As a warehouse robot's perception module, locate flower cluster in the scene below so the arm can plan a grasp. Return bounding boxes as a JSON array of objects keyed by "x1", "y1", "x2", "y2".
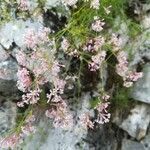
[
  {"x1": 0, "y1": 0, "x2": 144, "y2": 148},
  {"x1": 109, "y1": 33, "x2": 122, "y2": 51},
  {"x1": 91, "y1": 16, "x2": 105, "y2": 32},
  {"x1": 18, "y1": 0, "x2": 29, "y2": 11},
  {"x1": 16, "y1": 50, "x2": 27, "y2": 66},
  {"x1": 17, "y1": 88, "x2": 42, "y2": 107},
  {"x1": 79, "y1": 113, "x2": 94, "y2": 129},
  {"x1": 17, "y1": 68, "x2": 31, "y2": 92},
  {"x1": 89, "y1": 51, "x2": 106, "y2": 71},
  {"x1": 21, "y1": 115, "x2": 36, "y2": 136},
  {"x1": 0, "y1": 115, "x2": 35, "y2": 149},
  {"x1": 46, "y1": 100, "x2": 73, "y2": 129},
  {"x1": 24, "y1": 27, "x2": 50, "y2": 49},
  {"x1": 0, "y1": 133, "x2": 20, "y2": 149},
  {"x1": 83, "y1": 36, "x2": 105, "y2": 52},
  {"x1": 95, "y1": 101, "x2": 111, "y2": 124},
  {"x1": 116, "y1": 51, "x2": 143, "y2": 87}
]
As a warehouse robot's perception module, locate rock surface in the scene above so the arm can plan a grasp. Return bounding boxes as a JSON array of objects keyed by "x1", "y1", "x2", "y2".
[
  {"x1": 21, "y1": 93, "x2": 93, "y2": 150},
  {"x1": 0, "y1": 100, "x2": 16, "y2": 137},
  {"x1": 132, "y1": 64, "x2": 150, "y2": 104},
  {"x1": 0, "y1": 58, "x2": 18, "y2": 95},
  {"x1": 121, "y1": 139, "x2": 145, "y2": 150},
  {"x1": 113, "y1": 104, "x2": 150, "y2": 140}
]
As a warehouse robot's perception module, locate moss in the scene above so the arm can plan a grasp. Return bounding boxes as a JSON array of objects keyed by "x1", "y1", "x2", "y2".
[{"x1": 111, "y1": 87, "x2": 132, "y2": 110}]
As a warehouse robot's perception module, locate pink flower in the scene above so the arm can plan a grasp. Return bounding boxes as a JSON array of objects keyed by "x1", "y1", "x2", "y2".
[
  {"x1": 46, "y1": 100, "x2": 73, "y2": 129},
  {"x1": 47, "y1": 89, "x2": 62, "y2": 103},
  {"x1": 95, "y1": 102, "x2": 111, "y2": 124},
  {"x1": 16, "y1": 50, "x2": 27, "y2": 66},
  {"x1": 102, "y1": 94, "x2": 110, "y2": 100},
  {"x1": 18, "y1": 0, "x2": 29, "y2": 11},
  {"x1": 33, "y1": 60, "x2": 49, "y2": 76},
  {"x1": 83, "y1": 36, "x2": 105, "y2": 52},
  {"x1": 69, "y1": 49, "x2": 79, "y2": 57},
  {"x1": 116, "y1": 51, "x2": 143, "y2": 87},
  {"x1": 38, "y1": 27, "x2": 50, "y2": 43},
  {"x1": 22, "y1": 89, "x2": 42, "y2": 104},
  {"x1": 127, "y1": 71, "x2": 143, "y2": 82},
  {"x1": 17, "y1": 101, "x2": 24, "y2": 107},
  {"x1": 92, "y1": 17, "x2": 105, "y2": 32},
  {"x1": 89, "y1": 51, "x2": 106, "y2": 71},
  {"x1": 17, "y1": 68, "x2": 31, "y2": 92},
  {"x1": 51, "y1": 61, "x2": 61, "y2": 76},
  {"x1": 110, "y1": 33, "x2": 122, "y2": 50},
  {"x1": 24, "y1": 29, "x2": 38, "y2": 49},
  {"x1": 54, "y1": 78, "x2": 66, "y2": 94},
  {"x1": 24, "y1": 27, "x2": 50, "y2": 49},
  {"x1": 0, "y1": 134, "x2": 20, "y2": 149},
  {"x1": 90, "y1": 0, "x2": 100, "y2": 9},
  {"x1": 92, "y1": 16, "x2": 105, "y2": 32},
  {"x1": 94, "y1": 36, "x2": 105, "y2": 50},
  {"x1": 79, "y1": 113, "x2": 94, "y2": 129},
  {"x1": 21, "y1": 124, "x2": 36, "y2": 136}
]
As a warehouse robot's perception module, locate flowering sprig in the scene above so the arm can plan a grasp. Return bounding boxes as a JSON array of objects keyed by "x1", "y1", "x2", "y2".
[
  {"x1": 0, "y1": 115, "x2": 36, "y2": 149},
  {"x1": 116, "y1": 51, "x2": 143, "y2": 87},
  {"x1": 0, "y1": 0, "x2": 144, "y2": 148}
]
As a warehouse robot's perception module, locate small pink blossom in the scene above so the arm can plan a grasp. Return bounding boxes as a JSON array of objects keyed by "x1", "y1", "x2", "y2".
[
  {"x1": 94, "y1": 36, "x2": 105, "y2": 50},
  {"x1": 89, "y1": 51, "x2": 106, "y2": 71},
  {"x1": 54, "y1": 78, "x2": 66, "y2": 94},
  {"x1": 102, "y1": 94, "x2": 110, "y2": 101},
  {"x1": 0, "y1": 134, "x2": 20, "y2": 149},
  {"x1": 24, "y1": 27, "x2": 50, "y2": 49},
  {"x1": 83, "y1": 36, "x2": 105, "y2": 52},
  {"x1": 17, "y1": 68, "x2": 31, "y2": 92},
  {"x1": 92, "y1": 17, "x2": 105, "y2": 32},
  {"x1": 69, "y1": 49, "x2": 79, "y2": 57},
  {"x1": 21, "y1": 88, "x2": 42, "y2": 105},
  {"x1": 51, "y1": 61, "x2": 61, "y2": 76},
  {"x1": 79, "y1": 113, "x2": 94, "y2": 129},
  {"x1": 18, "y1": 0, "x2": 29, "y2": 11},
  {"x1": 110, "y1": 34, "x2": 122, "y2": 51},
  {"x1": 116, "y1": 51, "x2": 143, "y2": 87},
  {"x1": 25, "y1": 115, "x2": 36, "y2": 123},
  {"x1": 46, "y1": 100, "x2": 73, "y2": 129},
  {"x1": 24, "y1": 29, "x2": 38, "y2": 49},
  {"x1": 47, "y1": 89, "x2": 62, "y2": 103},
  {"x1": 33, "y1": 60, "x2": 49, "y2": 76},
  {"x1": 38, "y1": 27, "x2": 50, "y2": 43},
  {"x1": 16, "y1": 50, "x2": 27, "y2": 66},
  {"x1": 21, "y1": 124, "x2": 36, "y2": 136},
  {"x1": 17, "y1": 101, "x2": 24, "y2": 107},
  {"x1": 95, "y1": 102, "x2": 111, "y2": 124},
  {"x1": 127, "y1": 71, "x2": 143, "y2": 82}
]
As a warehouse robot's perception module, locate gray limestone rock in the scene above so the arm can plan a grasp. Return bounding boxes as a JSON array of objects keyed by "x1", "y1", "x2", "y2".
[
  {"x1": 21, "y1": 93, "x2": 93, "y2": 150},
  {"x1": 0, "y1": 101, "x2": 17, "y2": 137},
  {"x1": 113, "y1": 104, "x2": 150, "y2": 140},
  {"x1": 0, "y1": 59, "x2": 18, "y2": 95},
  {"x1": 121, "y1": 139, "x2": 145, "y2": 150},
  {"x1": 132, "y1": 64, "x2": 150, "y2": 104}
]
